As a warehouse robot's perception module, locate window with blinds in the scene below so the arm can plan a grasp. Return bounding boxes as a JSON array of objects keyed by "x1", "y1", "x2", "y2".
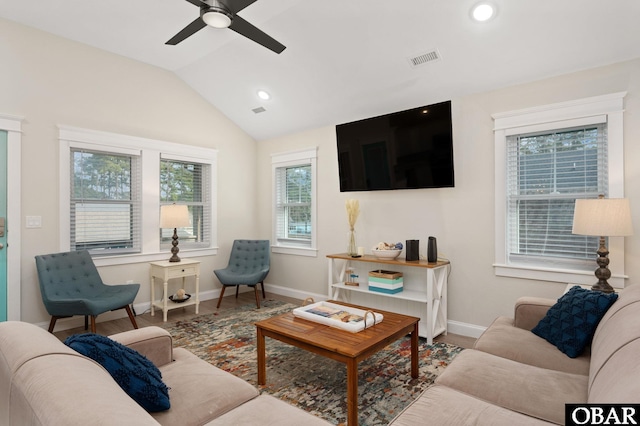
[
  {"x1": 160, "y1": 158, "x2": 210, "y2": 247},
  {"x1": 275, "y1": 164, "x2": 312, "y2": 245},
  {"x1": 70, "y1": 148, "x2": 141, "y2": 254},
  {"x1": 506, "y1": 124, "x2": 607, "y2": 265}
]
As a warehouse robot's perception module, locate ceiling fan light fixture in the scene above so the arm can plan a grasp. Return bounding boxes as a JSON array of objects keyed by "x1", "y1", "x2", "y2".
[{"x1": 202, "y1": 8, "x2": 233, "y2": 29}]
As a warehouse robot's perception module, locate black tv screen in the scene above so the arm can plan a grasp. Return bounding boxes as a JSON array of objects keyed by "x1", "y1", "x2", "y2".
[{"x1": 336, "y1": 101, "x2": 454, "y2": 191}]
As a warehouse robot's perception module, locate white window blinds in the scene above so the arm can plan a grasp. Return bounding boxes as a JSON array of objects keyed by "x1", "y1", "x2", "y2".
[
  {"x1": 70, "y1": 148, "x2": 141, "y2": 254},
  {"x1": 275, "y1": 164, "x2": 312, "y2": 245},
  {"x1": 506, "y1": 124, "x2": 607, "y2": 264},
  {"x1": 160, "y1": 158, "x2": 211, "y2": 247}
]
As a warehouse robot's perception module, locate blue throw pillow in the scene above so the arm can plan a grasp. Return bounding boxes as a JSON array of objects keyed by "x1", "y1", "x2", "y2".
[
  {"x1": 65, "y1": 333, "x2": 170, "y2": 412},
  {"x1": 532, "y1": 286, "x2": 618, "y2": 358}
]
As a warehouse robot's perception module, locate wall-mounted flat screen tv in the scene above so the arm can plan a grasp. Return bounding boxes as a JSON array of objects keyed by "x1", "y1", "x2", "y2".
[{"x1": 336, "y1": 100, "x2": 454, "y2": 191}]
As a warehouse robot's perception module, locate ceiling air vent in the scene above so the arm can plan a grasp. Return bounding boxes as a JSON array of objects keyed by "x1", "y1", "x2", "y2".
[
  {"x1": 408, "y1": 49, "x2": 441, "y2": 68},
  {"x1": 252, "y1": 106, "x2": 266, "y2": 114}
]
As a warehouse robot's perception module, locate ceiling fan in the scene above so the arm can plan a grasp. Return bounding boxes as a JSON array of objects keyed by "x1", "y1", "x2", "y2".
[{"x1": 166, "y1": 0, "x2": 286, "y2": 54}]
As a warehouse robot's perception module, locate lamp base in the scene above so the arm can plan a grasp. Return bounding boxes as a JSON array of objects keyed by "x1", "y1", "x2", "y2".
[
  {"x1": 169, "y1": 228, "x2": 181, "y2": 262},
  {"x1": 591, "y1": 237, "x2": 612, "y2": 293},
  {"x1": 591, "y1": 282, "x2": 615, "y2": 294}
]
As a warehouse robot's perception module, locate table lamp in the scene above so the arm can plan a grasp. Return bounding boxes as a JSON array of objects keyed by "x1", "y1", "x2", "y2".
[
  {"x1": 160, "y1": 204, "x2": 190, "y2": 262},
  {"x1": 572, "y1": 195, "x2": 633, "y2": 293}
]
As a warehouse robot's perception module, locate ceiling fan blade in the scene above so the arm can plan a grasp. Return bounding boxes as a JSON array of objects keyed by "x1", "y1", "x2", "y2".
[
  {"x1": 225, "y1": 0, "x2": 258, "y2": 13},
  {"x1": 185, "y1": 0, "x2": 204, "y2": 6},
  {"x1": 166, "y1": 17, "x2": 207, "y2": 45},
  {"x1": 229, "y1": 15, "x2": 286, "y2": 54}
]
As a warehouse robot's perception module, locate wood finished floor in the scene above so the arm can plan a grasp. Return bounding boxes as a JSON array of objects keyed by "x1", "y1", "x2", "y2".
[{"x1": 53, "y1": 292, "x2": 477, "y2": 349}]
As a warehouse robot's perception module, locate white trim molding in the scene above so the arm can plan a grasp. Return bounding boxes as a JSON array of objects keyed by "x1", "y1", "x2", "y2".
[
  {"x1": 58, "y1": 126, "x2": 218, "y2": 266},
  {"x1": 492, "y1": 92, "x2": 627, "y2": 286},
  {"x1": 271, "y1": 147, "x2": 318, "y2": 257}
]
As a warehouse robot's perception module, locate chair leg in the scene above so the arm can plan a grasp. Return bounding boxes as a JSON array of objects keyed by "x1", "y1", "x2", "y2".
[
  {"x1": 90, "y1": 316, "x2": 97, "y2": 333},
  {"x1": 260, "y1": 281, "x2": 266, "y2": 298},
  {"x1": 254, "y1": 285, "x2": 261, "y2": 309},
  {"x1": 216, "y1": 286, "x2": 227, "y2": 309},
  {"x1": 125, "y1": 305, "x2": 138, "y2": 329},
  {"x1": 48, "y1": 316, "x2": 58, "y2": 333},
  {"x1": 235, "y1": 285, "x2": 240, "y2": 299},
  {"x1": 84, "y1": 315, "x2": 89, "y2": 331}
]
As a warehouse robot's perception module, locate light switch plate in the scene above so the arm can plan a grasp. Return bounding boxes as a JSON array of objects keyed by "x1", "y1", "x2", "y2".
[{"x1": 26, "y1": 216, "x2": 42, "y2": 228}]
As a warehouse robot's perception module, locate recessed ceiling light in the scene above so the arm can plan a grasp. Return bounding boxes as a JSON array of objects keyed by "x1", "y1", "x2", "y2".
[
  {"x1": 257, "y1": 90, "x2": 271, "y2": 101},
  {"x1": 471, "y1": 2, "x2": 496, "y2": 22}
]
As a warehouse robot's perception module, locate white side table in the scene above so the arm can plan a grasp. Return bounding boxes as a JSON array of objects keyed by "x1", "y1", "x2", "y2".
[{"x1": 150, "y1": 259, "x2": 200, "y2": 322}]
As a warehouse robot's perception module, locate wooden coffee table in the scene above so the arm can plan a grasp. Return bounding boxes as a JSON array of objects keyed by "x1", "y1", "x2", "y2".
[{"x1": 255, "y1": 301, "x2": 420, "y2": 425}]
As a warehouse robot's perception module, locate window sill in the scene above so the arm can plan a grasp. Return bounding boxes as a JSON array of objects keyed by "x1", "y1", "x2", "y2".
[
  {"x1": 271, "y1": 245, "x2": 318, "y2": 257},
  {"x1": 493, "y1": 263, "x2": 626, "y2": 289},
  {"x1": 93, "y1": 247, "x2": 218, "y2": 267}
]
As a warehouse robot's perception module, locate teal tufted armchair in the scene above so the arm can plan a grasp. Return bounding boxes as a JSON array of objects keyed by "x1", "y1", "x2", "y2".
[
  {"x1": 35, "y1": 250, "x2": 140, "y2": 333},
  {"x1": 214, "y1": 240, "x2": 270, "y2": 309}
]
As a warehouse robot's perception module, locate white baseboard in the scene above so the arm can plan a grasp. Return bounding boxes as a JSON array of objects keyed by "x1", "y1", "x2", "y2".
[
  {"x1": 36, "y1": 289, "x2": 225, "y2": 333},
  {"x1": 263, "y1": 282, "x2": 327, "y2": 304},
  {"x1": 266, "y1": 282, "x2": 486, "y2": 340},
  {"x1": 38, "y1": 285, "x2": 309, "y2": 332},
  {"x1": 38, "y1": 283, "x2": 487, "y2": 341},
  {"x1": 447, "y1": 320, "x2": 486, "y2": 339}
]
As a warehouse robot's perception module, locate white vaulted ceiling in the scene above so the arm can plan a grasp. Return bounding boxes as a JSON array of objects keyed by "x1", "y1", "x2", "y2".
[{"x1": 1, "y1": 0, "x2": 639, "y2": 140}]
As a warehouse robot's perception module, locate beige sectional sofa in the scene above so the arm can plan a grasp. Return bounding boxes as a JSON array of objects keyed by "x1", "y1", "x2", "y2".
[
  {"x1": 391, "y1": 284, "x2": 640, "y2": 425},
  {"x1": 0, "y1": 321, "x2": 331, "y2": 426}
]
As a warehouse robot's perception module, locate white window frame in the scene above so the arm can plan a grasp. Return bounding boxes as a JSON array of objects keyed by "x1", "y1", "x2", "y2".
[
  {"x1": 70, "y1": 146, "x2": 142, "y2": 255},
  {"x1": 493, "y1": 92, "x2": 627, "y2": 287},
  {"x1": 271, "y1": 147, "x2": 318, "y2": 257},
  {"x1": 160, "y1": 154, "x2": 212, "y2": 250},
  {"x1": 59, "y1": 126, "x2": 218, "y2": 267}
]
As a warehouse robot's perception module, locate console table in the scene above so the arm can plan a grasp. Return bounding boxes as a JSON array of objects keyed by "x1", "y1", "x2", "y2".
[
  {"x1": 327, "y1": 253, "x2": 449, "y2": 345},
  {"x1": 150, "y1": 259, "x2": 200, "y2": 322}
]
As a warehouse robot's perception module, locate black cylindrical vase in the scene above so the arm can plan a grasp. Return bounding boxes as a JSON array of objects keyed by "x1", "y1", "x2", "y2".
[
  {"x1": 406, "y1": 240, "x2": 419, "y2": 261},
  {"x1": 427, "y1": 236, "x2": 437, "y2": 263}
]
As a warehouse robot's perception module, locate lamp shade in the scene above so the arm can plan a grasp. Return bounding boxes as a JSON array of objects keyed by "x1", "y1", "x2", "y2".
[
  {"x1": 160, "y1": 204, "x2": 190, "y2": 228},
  {"x1": 572, "y1": 198, "x2": 634, "y2": 237}
]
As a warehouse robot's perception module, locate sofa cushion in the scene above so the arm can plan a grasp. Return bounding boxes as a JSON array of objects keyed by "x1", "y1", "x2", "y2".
[
  {"x1": 10, "y1": 353, "x2": 160, "y2": 425},
  {"x1": 151, "y1": 348, "x2": 260, "y2": 425},
  {"x1": 388, "y1": 385, "x2": 553, "y2": 426},
  {"x1": 532, "y1": 286, "x2": 618, "y2": 358},
  {"x1": 109, "y1": 326, "x2": 174, "y2": 368},
  {"x1": 207, "y1": 395, "x2": 333, "y2": 426},
  {"x1": 435, "y1": 349, "x2": 588, "y2": 424},
  {"x1": 65, "y1": 333, "x2": 170, "y2": 412},
  {"x1": 474, "y1": 316, "x2": 590, "y2": 375}
]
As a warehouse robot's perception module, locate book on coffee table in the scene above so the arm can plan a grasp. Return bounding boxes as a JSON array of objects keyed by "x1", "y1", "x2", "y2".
[{"x1": 293, "y1": 301, "x2": 383, "y2": 333}]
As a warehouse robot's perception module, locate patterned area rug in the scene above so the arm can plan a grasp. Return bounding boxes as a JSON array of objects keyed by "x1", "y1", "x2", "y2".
[{"x1": 161, "y1": 299, "x2": 463, "y2": 425}]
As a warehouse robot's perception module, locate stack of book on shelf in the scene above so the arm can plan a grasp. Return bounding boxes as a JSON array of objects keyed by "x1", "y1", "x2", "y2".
[{"x1": 368, "y1": 270, "x2": 403, "y2": 294}]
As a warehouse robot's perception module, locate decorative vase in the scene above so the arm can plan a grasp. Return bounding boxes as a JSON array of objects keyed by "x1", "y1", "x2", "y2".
[{"x1": 347, "y1": 229, "x2": 358, "y2": 256}]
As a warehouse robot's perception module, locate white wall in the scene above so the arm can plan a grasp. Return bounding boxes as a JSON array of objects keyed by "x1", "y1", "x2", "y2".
[
  {"x1": 0, "y1": 18, "x2": 258, "y2": 326},
  {"x1": 257, "y1": 58, "x2": 640, "y2": 330},
  {"x1": 3, "y1": 16, "x2": 639, "y2": 333}
]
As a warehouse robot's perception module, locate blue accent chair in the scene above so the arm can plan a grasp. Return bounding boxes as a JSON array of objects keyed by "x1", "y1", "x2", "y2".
[
  {"x1": 214, "y1": 240, "x2": 270, "y2": 309},
  {"x1": 35, "y1": 250, "x2": 140, "y2": 333}
]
